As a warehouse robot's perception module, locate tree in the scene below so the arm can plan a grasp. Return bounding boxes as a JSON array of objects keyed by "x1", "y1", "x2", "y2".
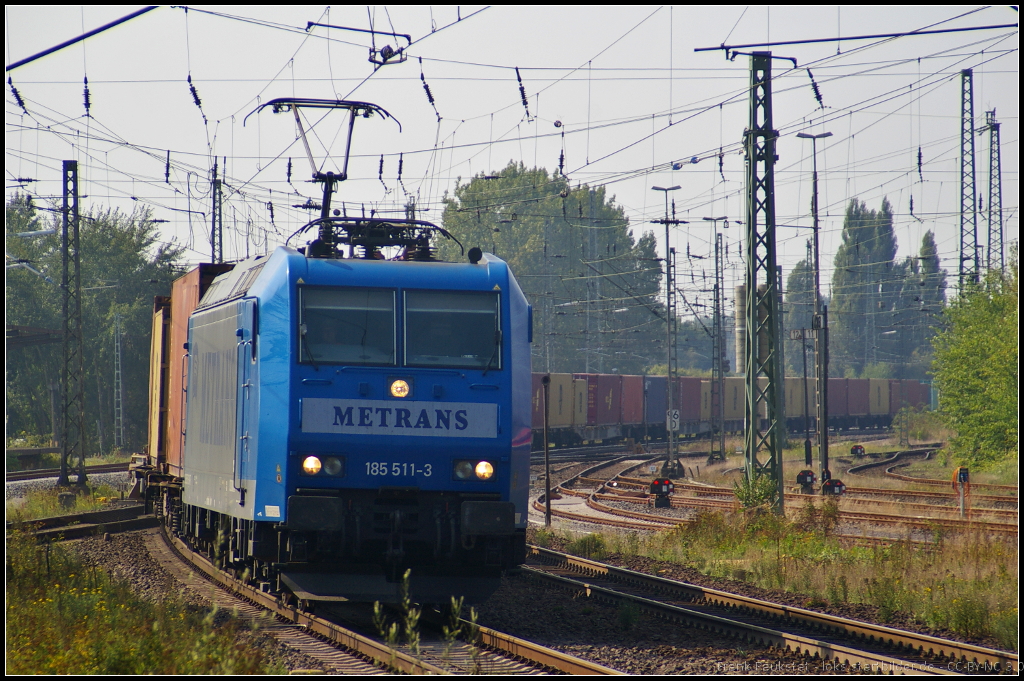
[
  {"x1": 6, "y1": 195, "x2": 183, "y2": 453},
  {"x1": 931, "y1": 257, "x2": 1017, "y2": 468},
  {"x1": 830, "y1": 198, "x2": 901, "y2": 377},
  {"x1": 881, "y1": 230, "x2": 946, "y2": 379},
  {"x1": 784, "y1": 257, "x2": 814, "y2": 375},
  {"x1": 439, "y1": 162, "x2": 666, "y2": 374}
]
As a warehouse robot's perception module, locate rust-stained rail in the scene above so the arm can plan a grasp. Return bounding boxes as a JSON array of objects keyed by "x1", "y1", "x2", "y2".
[{"x1": 527, "y1": 545, "x2": 1018, "y2": 674}]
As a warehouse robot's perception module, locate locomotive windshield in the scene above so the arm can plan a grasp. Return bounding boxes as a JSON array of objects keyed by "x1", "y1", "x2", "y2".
[
  {"x1": 404, "y1": 290, "x2": 501, "y2": 370},
  {"x1": 299, "y1": 288, "x2": 396, "y2": 365}
]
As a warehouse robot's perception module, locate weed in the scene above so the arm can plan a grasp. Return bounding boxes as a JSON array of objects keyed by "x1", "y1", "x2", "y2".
[
  {"x1": 864, "y1": 575, "x2": 906, "y2": 623},
  {"x1": 533, "y1": 528, "x2": 554, "y2": 548},
  {"x1": 733, "y1": 473, "x2": 777, "y2": 509},
  {"x1": 566, "y1": 533, "x2": 606, "y2": 560},
  {"x1": 465, "y1": 607, "x2": 481, "y2": 674},
  {"x1": 617, "y1": 600, "x2": 641, "y2": 631},
  {"x1": 5, "y1": 530, "x2": 276, "y2": 674},
  {"x1": 819, "y1": 497, "x2": 840, "y2": 537},
  {"x1": 441, "y1": 595, "x2": 464, "y2": 664},
  {"x1": 397, "y1": 569, "x2": 421, "y2": 655}
]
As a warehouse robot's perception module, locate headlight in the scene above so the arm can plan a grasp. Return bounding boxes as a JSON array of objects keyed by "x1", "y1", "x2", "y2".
[
  {"x1": 302, "y1": 456, "x2": 322, "y2": 475},
  {"x1": 323, "y1": 456, "x2": 344, "y2": 476},
  {"x1": 390, "y1": 379, "x2": 410, "y2": 397},
  {"x1": 453, "y1": 460, "x2": 495, "y2": 481},
  {"x1": 454, "y1": 460, "x2": 475, "y2": 480},
  {"x1": 475, "y1": 461, "x2": 494, "y2": 480}
]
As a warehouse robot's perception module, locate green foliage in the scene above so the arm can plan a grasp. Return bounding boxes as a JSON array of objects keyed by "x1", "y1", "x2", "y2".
[
  {"x1": 829, "y1": 200, "x2": 945, "y2": 379},
  {"x1": 732, "y1": 472, "x2": 778, "y2": 509},
  {"x1": 438, "y1": 163, "x2": 669, "y2": 375},
  {"x1": 565, "y1": 533, "x2": 607, "y2": 560},
  {"x1": 784, "y1": 258, "x2": 814, "y2": 374},
  {"x1": 5, "y1": 531, "x2": 275, "y2": 674},
  {"x1": 932, "y1": 259, "x2": 1018, "y2": 468},
  {"x1": 7, "y1": 486, "x2": 119, "y2": 522},
  {"x1": 5, "y1": 195, "x2": 183, "y2": 452},
  {"x1": 616, "y1": 600, "x2": 641, "y2": 631}
]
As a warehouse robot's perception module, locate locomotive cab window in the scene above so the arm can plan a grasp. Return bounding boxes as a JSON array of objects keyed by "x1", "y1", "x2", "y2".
[
  {"x1": 404, "y1": 290, "x2": 501, "y2": 370},
  {"x1": 299, "y1": 288, "x2": 396, "y2": 365}
]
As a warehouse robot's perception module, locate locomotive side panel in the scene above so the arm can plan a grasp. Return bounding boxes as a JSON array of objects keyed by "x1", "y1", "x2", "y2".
[{"x1": 182, "y1": 301, "x2": 254, "y2": 520}]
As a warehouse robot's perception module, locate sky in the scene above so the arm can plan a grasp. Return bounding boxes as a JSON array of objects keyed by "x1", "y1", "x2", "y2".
[{"x1": 5, "y1": 5, "x2": 1019, "y2": 304}]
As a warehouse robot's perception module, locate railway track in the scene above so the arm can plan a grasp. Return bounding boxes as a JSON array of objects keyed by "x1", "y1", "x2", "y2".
[
  {"x1": 846, "y1": 450, "x2": 1018, "y2": 494},
  {"x1": 16, "y1": 507, "x2": 620, "y2": 675},
  {"x1": 524, "y1": 545, "x2": 1017, "y2": 674},
  {"x1": 535, "y1": 458, "x2": 1016, "y2": 544},
  {"x1": 5, "y1": 461, "x2": 130, "y2": 483}
]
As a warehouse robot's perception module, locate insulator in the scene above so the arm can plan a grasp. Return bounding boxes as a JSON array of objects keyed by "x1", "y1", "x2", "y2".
[
  {"x1": 187, "y1": 74, "x2": 202, "y2": 108},
  {"x1": 515, "y1": 66, "x2": 531, "y2": 118},
  {"x1": 558, "y1": 149, "x2": 564, "y2": 175},
  {"x1": 165, "y1": 150, "x2": 171, "y2": 183},
  {"x1": 397, "y1": 153, "x2": 404, "y2": 181},
  {"x1": 266, "y1": 201, "x2": 275, "y2": 224},
  {"x1": 420, "y1": 71, "x2": 436, "y2": 106},
  {"x1": 287, "y1": 158, "x2": 292, "y2": 183},
  {"x1": 8, "y1": 77, "x2": 27, "y2": 112},
  {"x1": 807, "y1": 69, "x2": 824, "y2": 108},
  {"x1": 83, "y1": 77, "x2": 92, "y2": 115},
  {"x1": 379, "y1": 154, "x2": 384, "y2": 179}
]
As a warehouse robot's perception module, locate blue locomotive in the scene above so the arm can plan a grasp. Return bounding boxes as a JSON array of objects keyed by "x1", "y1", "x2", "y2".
[{"x1": 140, "y1": 216, "x2": 532, "y2": 604}]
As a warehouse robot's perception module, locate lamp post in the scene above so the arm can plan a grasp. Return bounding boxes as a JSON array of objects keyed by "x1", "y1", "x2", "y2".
[
  {"x1": 703, "y1": 217, "x2": 729, "y2": 464},
  {"x1": 796, "y1": 130, "x2": 835, "y2": 492},
  {"x1": 795, "y1": 132, "x2": 831, "y2": 315},
  {"x1": 652, "y1": 185, "x2": 683, "y2": 476}
]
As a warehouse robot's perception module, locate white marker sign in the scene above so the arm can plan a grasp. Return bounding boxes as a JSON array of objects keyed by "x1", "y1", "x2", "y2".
[{"x1": 302, "y1": 399, "x2": 498, "y2": 438}]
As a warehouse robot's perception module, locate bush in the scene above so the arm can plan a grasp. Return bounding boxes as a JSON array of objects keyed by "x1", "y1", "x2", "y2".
[
  {"x1": 5, "y1": 531, "x2": 278, "y2": 674},
  {"x1": 565, "y1": 533, "x2": 606, "y2": 560}
]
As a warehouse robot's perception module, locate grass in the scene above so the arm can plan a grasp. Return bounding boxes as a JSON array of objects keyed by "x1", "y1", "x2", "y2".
[
  {"x1": 7, "y1": 433, "x2": 134, "y2": 471},
  {"x1": 7, "y1": 485, "x2": 124, "y2": 523},
  {"x1": 5, "y1": 530, "x2": 281, "y2": 674},
  {"x1": 535, "y1": 509, "x2": 1018, "y2": 651}
]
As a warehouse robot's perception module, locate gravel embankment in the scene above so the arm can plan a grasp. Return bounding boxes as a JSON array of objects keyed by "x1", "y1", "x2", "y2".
[
  {"x1": 66, "y1": 531, "x2": 332, "y2": 673},
  {"x1": 473, "y1": 571, "x2": 867, "y2": 674}
]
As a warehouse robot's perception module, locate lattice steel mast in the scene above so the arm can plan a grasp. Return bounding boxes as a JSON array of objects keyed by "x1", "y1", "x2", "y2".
[
  {"x1": 979, "y1": 109, "x2": 1003, "y2": 271},
  {"x1": 742, "y1": 52, "x2": 784, "y2": 513},
  {"x1": 710, "y1": 231, "x2": 726, "y2": 463},
  {"x1": 59, "y1": 160, "x2": 87, "y2": 486},
  {"x1": 959, "y1": 69, "x2": 979, "y2": 289}
]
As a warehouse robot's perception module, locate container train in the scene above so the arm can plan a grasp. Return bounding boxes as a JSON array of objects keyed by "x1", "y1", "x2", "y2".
[
  {"x1": 135, "y1": 219, "x2": 532, "y2": 605},
  {"x1": 529, "y1": 373, "x2": 932, "y2": 448}
]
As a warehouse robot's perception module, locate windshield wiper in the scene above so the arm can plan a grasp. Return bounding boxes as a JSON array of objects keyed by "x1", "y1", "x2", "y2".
[
  {"x1": 299, "y1": 323, "x2": 319, "y2": 371},
  {"x1": 481, "y1": 328, "x2": 501, "y2": 376}
]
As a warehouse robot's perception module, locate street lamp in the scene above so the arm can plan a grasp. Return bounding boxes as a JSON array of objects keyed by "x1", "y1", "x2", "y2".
[
  {"x1": 796, "y1": 130, "x2": 835, "y2": 494},
  {"x1": 795, "y1": 131, "x2": 832, "y2": 314},
  {"x1": 651, "y1": 185, "x2": 682, "y2": 477}
]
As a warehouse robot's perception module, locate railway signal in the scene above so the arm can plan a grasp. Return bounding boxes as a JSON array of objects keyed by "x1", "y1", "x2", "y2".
[{"x1": 649, "y1": 478, "x2": 674, "y2": 508}]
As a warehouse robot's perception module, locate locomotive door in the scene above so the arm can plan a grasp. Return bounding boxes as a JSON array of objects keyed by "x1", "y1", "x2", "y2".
[{"x1": 234, "y1": 299, "x2": 257, "y2": 505}]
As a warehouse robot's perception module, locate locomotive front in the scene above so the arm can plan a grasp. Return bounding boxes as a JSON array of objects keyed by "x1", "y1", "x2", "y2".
[{"x1": 175, "y1": 241, "x2": 532, "y2": 604}]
